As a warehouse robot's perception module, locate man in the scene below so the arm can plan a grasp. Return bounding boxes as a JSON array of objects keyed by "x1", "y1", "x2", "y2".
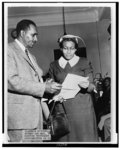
[{"x1": 7, "y1": 19, "x2": 61, "y2": 142}]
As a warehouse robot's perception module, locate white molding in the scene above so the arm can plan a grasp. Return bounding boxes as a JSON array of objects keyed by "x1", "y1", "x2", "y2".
[{"x1": 8, "y1": 8, "x2": 102, "y2": 28}]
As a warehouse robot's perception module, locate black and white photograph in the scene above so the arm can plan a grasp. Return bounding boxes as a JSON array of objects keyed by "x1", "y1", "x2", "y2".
[{"x1": 2, "y1": 1, "x2": 118, "y2": 147}]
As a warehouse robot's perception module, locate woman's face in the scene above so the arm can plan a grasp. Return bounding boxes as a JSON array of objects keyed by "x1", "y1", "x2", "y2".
[
  {"x1": 104, "y1": 79, "x2": 110, "y2": 87},
  {"x1": 61, "y1": 41, "x2": 77, "y2": 60}
]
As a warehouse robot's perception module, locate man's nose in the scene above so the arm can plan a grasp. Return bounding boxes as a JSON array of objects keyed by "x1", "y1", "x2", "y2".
[{"x1": 34, "y1": 36, "x2": 38, "y2": 42}]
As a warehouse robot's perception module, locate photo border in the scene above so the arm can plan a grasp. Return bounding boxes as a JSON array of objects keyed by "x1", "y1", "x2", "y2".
[{"x1": 2, "y1": 1, "x2": 119, "y2": 147}]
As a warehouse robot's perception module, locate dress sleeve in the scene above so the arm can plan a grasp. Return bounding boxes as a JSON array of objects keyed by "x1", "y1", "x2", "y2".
[
  {"x1": 83, "y1": 59, "x2": 96, "y2": 93},
  {"x1": 84, "y1": 60, "x2": 94, "y2": 83},
  {"x1": 48, "y1": 63, "x2": 55, "y2": 80}
]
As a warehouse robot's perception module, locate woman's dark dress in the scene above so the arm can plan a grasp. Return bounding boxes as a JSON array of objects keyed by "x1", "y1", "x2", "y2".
[{"x1": 48, "y1": 57, "x2": 99, "y2": 142}]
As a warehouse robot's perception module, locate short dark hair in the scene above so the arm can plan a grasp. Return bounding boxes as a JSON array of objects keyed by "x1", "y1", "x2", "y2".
[
  {"x1": 59, "y1": 38, "x2": 78, "y2": 49},
  {"x1": 11, "y1": 19, "x2": 37, "y2": 39},
  {"x1": 104, "y1": 77, "x2": 111, "y2": 83}
]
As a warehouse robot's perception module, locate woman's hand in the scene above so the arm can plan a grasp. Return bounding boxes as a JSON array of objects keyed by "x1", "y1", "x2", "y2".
[
  {"x1": 52, "y1": 94, "x2": 65, "y2": 103},
  {"x1": 49, "y1": 95, "x2": 65, "y2": 104},
  {"x1": 87, "y1": 83, "x2": 96, "y2": 92},
  {"x1": 78, "y1": 80, "x2": 89, "y2": 89},
  {"x1": 54, "y1": 95, "x2": 64, "y2": 103},
  {"x1": 78, "y1": 76, "x2": 89, "y2": 89}
]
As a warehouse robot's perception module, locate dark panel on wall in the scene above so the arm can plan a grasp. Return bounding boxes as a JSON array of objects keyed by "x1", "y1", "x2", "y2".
[
  {"x1": 54, "y1": 47, "x2": 86, "y2": 60},
  {"x1": 76, "y1": 47, "x2": 87, "y2": 58}
]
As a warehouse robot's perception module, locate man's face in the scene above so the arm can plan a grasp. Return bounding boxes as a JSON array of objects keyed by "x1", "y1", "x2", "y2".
[{"x1": 22, "y1": 24, "x2": 38, "y2": 48}]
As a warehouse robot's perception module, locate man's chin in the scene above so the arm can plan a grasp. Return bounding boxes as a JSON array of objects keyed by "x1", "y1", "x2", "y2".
[{"x1": 28, "y1": 45, "x2": 33, "y2": 48}]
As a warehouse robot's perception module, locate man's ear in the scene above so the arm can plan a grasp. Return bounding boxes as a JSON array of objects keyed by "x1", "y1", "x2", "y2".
[{"x1": 20, "y1": 30, "x2": 25, "y2": 38}]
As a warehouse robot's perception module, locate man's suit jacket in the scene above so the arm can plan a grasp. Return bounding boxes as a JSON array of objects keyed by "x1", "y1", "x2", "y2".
[{"x1": 7, "y1": 41, "x2": 46, "y2": 129}]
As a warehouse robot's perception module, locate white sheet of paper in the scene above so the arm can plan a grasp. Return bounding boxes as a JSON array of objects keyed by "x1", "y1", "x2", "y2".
[{"x1": 58, "y1": 74, "x2": 89, "y2": 99}]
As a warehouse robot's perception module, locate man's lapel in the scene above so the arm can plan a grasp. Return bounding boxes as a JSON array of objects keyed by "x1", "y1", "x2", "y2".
[
  {"x1": 13, "y1": 41, "x2": 38, "y2": 72},
  {"x1": 13, "y1": 41, "x2": 43, "y2": 80}
]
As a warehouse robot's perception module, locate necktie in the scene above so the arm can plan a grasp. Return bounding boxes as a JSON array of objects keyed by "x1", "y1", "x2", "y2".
[
  {"x1": 25, "y1": 49, "x2": 40, "y2": 82},
  {"x1": 25, "y1": 49, "x2": 34, "y2": 66}
]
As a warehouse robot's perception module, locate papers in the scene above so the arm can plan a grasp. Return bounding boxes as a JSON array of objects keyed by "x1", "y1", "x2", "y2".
[
  {"x1": 62, "y1": 74, "x2": 89, "y2": 90},
  {"x1": 53, "y1": 74, "x2": 89, "y2": 100}
]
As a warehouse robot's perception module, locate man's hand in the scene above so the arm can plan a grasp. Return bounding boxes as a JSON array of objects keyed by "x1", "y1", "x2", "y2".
[{"x1": 45, "y1": 81, "x2": 62, "y2": 94}]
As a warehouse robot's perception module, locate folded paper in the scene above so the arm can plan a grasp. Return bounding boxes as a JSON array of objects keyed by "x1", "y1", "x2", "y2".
[{"x1": 52, "y1": 74, "x2": 89, "y2": 101}]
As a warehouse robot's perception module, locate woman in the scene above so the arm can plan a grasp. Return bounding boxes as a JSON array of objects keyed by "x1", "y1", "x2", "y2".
[{"x1": 48, "y1": 34, "x2": 99, "y2": 142}]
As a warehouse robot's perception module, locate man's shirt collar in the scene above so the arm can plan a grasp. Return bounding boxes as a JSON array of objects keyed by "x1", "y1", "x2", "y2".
[{"x1": 15, "y1": 39, "x2": 26, "y2": 53}]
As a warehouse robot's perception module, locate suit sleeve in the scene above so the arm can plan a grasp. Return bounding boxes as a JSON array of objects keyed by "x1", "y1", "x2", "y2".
[{"x1": 7, "y1": 47, "x2": 46, "y2": 98}]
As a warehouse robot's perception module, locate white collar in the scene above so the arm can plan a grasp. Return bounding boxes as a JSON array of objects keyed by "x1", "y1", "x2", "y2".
[
  {"x1": 58, "y1": 55, "x2": 79, "y2": 69},
  {"x1": 15, "y1": 39, "x2": 26, "y2": 53},
  {"x1": 15, "y1": 39, "x2": 35, "y2": 63}
]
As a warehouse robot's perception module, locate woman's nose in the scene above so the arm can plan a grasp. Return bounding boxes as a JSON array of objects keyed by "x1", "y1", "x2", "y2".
[{"x1": 67, "y1": 49, "x2": 71, "y2": 53}]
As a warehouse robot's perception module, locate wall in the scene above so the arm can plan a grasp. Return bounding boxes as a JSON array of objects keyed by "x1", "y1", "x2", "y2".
[{"x1": 8, "y1": 19, "x2": 111, "y2": 78}]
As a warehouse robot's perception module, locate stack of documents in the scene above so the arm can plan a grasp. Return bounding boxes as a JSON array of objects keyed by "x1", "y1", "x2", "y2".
[{"x1": 53, "y1": 74, "x2": 89, "y2": 100}]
